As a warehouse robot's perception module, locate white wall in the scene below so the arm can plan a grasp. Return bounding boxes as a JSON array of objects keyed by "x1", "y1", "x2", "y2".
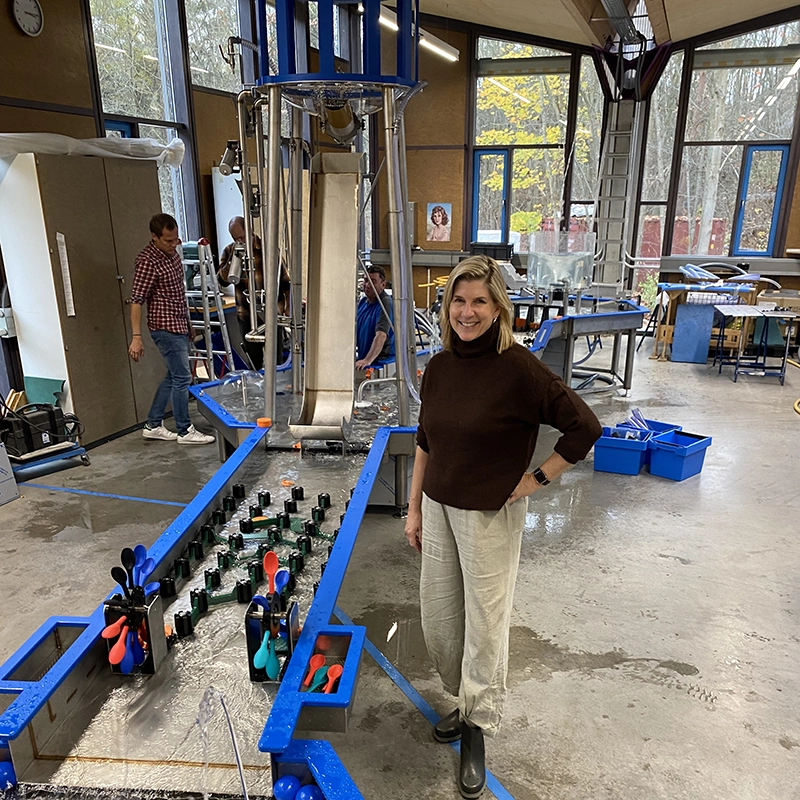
[{"x1": 0, "y1": 153, "x2": 70, "y2": 405}]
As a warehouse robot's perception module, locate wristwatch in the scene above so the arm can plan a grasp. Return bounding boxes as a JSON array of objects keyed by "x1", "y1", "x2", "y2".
[{"x1": 532, "y1": 467, "x2": 550, "y2": 486}]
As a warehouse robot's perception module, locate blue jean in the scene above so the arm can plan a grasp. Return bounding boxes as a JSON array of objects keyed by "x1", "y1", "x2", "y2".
[{"x1": 148, "y1": 330, "x2": 191, "y2": 435}]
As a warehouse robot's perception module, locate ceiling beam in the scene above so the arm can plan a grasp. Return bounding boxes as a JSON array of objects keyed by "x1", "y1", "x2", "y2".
[
  {"x1": 560, "y1": 0, "x2": 615, "y2": 47},
  {"x1": 643, "y1": 0, "x2": 670, "y2": 44}
]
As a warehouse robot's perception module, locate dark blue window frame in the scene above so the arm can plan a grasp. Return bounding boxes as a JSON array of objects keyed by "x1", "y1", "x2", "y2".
[
  {"x1": 472, "y1": 148, "x2": 512, "y2": 244},
  {"x1": 732, "y1": 143, "x2": 790, "y2": 257}
]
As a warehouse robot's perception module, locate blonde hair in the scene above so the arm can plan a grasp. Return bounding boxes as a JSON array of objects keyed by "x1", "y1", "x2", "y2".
[{"x1": 439, "y1": 255, "x2": 515, "y2": 353}]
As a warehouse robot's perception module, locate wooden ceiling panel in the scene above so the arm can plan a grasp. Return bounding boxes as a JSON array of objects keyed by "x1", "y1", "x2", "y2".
[
  {"x1": 419, "y1": 0, "x2": 800, "y2": 47},
  {"x1": 665, "y1": 0, "x2": 800, "y2": 43}
]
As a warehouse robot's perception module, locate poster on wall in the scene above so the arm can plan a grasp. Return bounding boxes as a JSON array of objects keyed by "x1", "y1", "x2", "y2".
[{"x1": 426, "y1": 202, "x2": 452, "y2": 242}]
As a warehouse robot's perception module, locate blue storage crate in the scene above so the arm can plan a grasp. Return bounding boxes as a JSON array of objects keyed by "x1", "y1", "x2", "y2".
[
  {"x1": 594, "y1": 427, "x2": 652, "y2": 475},
  {"x1": 617, "y1": 418, "x2": 682, "y2": 466},
  {"x1": 649, "y1": 430, "x2": 712, "y2": 481}
]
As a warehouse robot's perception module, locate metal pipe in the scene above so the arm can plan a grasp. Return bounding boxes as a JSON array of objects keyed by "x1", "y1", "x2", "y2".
[
  {"x1": 236, "y1": 90, "x2": 258, "y2": 340},
  {"x1": 262, "y1": 84, "x2": 282, "y2": 421},
  {"x1": 382, "y1": 87, "x2": 410, "y2": 511},
  {"x1": 381, "y1": 87, "x2": 410, "y2": 427},
  {"x1": 396, "y1": 112, "x2": 419, "y2": 395},
  {"x1": 253, "y1": 96, "x2": 268, "y2": 343},
  {"x1": 290, "y1": 105, "x2": 304, "y2": 395}
]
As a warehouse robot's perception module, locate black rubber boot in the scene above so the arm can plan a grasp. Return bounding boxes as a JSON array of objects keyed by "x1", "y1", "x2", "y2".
[
  {"x1": 458, "y1": 720, "x2": 486, "y2": 799},
  {"x1": 433, "y1": 709, "x2": 461, "y2": 743}
]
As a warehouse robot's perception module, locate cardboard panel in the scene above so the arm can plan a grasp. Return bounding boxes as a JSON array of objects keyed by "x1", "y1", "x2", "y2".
[
  {"x1": 0, "y1": 107, "x2": 96, "y2": 138},
  {"x1": 34, "y1": 155, "x2": 138, "y2": 442}
]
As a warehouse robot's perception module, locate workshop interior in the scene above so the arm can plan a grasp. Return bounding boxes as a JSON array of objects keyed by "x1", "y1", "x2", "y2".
[{"x1": 0, "y1": 0, "x2": 799, "y2": 799}]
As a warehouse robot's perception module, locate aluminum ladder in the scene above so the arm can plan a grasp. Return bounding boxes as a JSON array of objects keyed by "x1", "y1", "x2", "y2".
[
  {"x1": 594, "y1": 99, "x2": 645, "y2": 294},
  {"x1": 184, "y1": 241, "x2": 235, "y2": 380}
]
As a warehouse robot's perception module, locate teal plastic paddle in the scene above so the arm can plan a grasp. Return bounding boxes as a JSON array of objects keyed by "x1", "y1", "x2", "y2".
[
  {"x1": 307, "y1": 665, "x2": 329, "y2": 692},
  {"x1": 253, "y1": 631, "x2": 270, "y2": 670},
  {"x1": 265, "y1": 636, "x2": 281, "y2": 680}
]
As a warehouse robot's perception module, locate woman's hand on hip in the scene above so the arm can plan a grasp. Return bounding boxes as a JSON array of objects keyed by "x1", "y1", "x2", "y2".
[
  {"x1": 508, "y1": 472, "x2": 541, "y2": 504},
  {"x1": 404, "y1": 507, "x2": 422, "y2": 553}
]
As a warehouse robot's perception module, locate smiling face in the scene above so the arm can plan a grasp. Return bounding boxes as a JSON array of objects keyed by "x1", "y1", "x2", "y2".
[
  {"x1": 448, "y1": 279, "x2": 498, "y2": 342},
  {"x1": 432, "y1": 208, "x2": 443, "y2": 224}
]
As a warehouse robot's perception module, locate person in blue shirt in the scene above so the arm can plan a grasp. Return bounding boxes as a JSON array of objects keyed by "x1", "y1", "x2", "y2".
[{"x1": 356, "y1": 265, "x2": 394, "y2": 369}]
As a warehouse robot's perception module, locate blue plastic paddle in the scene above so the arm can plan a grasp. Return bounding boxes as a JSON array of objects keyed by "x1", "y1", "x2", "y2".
[
  {"x1": 132, "y1": 544, "x2": 147, "y2": 585},
  {"x1": 138, "y1": 557, "x2": 155, "y2": 587},
  {"x1": 119, "y1": 632, "x2": 135, "y2": 674}
]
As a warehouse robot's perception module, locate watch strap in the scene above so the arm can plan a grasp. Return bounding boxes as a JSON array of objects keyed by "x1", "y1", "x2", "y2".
[{"x1": 533, "y1": 467, "x2": 550, "y2": 486}]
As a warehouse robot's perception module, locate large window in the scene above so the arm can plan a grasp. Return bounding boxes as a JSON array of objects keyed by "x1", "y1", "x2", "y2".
[
  {"x1": 90, "y1": 0, "x2": 192, "y2": 235},
  {"x1": 90, "y1": 0, "x2": 175, "y2": 121},
  {"x1": 671, "y1": 21, "x2": 800, "y2": 256},
  {"x1": 185, "y1": 0, "x2": 241, "y2": 93},
  {"x1": 473, "y1": 38, "x2": 576, "y2": 253}
]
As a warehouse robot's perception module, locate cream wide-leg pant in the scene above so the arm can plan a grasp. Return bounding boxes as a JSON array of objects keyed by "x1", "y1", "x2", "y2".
[{"x1": 420, "y1": 492, "x2": 527, "y2": 736}]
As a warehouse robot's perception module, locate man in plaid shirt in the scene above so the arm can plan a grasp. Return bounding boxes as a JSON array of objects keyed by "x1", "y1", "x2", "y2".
[{"x1": 128, "y1": 213, "x2": 214, "y2": 445}]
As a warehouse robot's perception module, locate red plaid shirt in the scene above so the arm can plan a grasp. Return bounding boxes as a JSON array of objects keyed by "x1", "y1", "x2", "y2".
[{"x1": 130, "y1": 241, "x2": 190, "y2": 335}]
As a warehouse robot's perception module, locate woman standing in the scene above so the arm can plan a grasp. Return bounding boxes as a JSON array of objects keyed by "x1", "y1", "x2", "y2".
[{"x1": 405, "y1": 255, "x2": 601, "y2": 798}]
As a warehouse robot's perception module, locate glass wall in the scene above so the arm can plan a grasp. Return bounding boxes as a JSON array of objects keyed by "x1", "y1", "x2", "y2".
[
  {"x1": 89, "y1": 0, "x2": 188, "y2": 230},
  {"x1": 90, "y1": 0, "x2": 175, "y2": 120},
  {"x1": 474, "y1": 37, "x2": 581, "y2": 253},
  {"x1": 185, "y1": 0, "x2": 241, "y2": 93},
  {"x1": 670, "y1": 21, "x2": 800, "y2": 256}
]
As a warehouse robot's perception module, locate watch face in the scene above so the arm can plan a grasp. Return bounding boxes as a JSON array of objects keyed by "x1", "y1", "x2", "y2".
[{"x1": 14, "y1": 0, "x2": 44, "y2": 37}]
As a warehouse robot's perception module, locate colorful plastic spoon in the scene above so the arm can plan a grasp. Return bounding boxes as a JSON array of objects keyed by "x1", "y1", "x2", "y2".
[
  {"x1": 120, "y1": 548, "x2": 136, "y2": 590},
  {"x1": 130, "y1": 631, "x2": 145, "y2": 666},
  {"x1": 120, "y1": 631, "x2": 135, "y2": 674},
  {"x1": 303, "y1": 654, "x2": 326, "y2": 687},
  {"x1": 265, "y1": 636, "x2": 281, "y2": 680},
  {"x1": 110, "y1": 567, "x2": 131, "y2": 600},
  {"x1": 275, "y1": 568, "x2": 290, "y2": 595},
  {"x1": 253, "y1": 631, "x2": 271, "y2": 670},
  {"x1": 102, "y1": 615, "x2": 128, "y2": 640},
  {"x1": 263, "y1": 551, "x2": 279, "y2": 594},
  {"x1": 108, "y1": 625, "x2": 130, "y2": 665},
  {"x1": 138, "y1": 557, "x2": 156, "y2": 588},
  {"x1": 307, "y1": 665, "x2": 329, "y2": 693},
  {"x1": 132, "y1": 544, "x2": 147, "y2": 584},
  {"x1": 323, "y1": 663, "x2": 343, "y2": 694}
]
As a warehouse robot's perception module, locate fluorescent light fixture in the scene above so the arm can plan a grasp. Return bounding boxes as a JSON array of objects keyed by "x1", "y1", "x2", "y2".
[
  {"x1": 487, "y1": 77, "x2": 530, "y2": 104},
  {"x1": 190, "y1": 66, "x2": 210, "y2": 74},
  {"x1": 765, "y1": 95, "x2": 777, "y2": 106},
  {"x1": 96, "y1": 43, "x2": 124, "y2": 54},
  {"x1": 378, "y1": 10, "x2": 398, "y2": 32},
  {"x1": 378, "y1": 6, "x2": 460, "y2": 62},
  {"x1": 143, "y1": 55, "x2": 158, "y2": 62},
  {"x1": 757, "y1": 110, "x2": 766, "y2": 121},
  {"x1": 420, "y1": 34, "x2": 459, "y2": 62},
  {"x1": 789, "y1": 59, "x2": 800, "y2": 76},
  {"x1": 777, "y1": 76, "x2": 792, "y2": 91}
]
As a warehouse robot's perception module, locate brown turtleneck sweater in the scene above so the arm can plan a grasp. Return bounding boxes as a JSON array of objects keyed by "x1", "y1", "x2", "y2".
[{"x1": 416, "y1": 326, "x2": 602, "y2": 510}]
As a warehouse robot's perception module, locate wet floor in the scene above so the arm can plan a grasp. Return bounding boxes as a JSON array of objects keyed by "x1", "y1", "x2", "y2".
[{"x1": 1, "y1": 343, "x2": 799, "y2": 799}]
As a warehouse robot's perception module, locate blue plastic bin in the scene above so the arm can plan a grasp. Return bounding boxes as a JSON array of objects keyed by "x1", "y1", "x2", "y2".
[
  {"x1": 648, "y1": 430, "x2": 712, "y2": 481},
  {"x1": 594, "y1": 427, "x2": 652, "y2": 475},
  {"x1": 617, "y1": 418, "x2": 682, "y2": 466}
]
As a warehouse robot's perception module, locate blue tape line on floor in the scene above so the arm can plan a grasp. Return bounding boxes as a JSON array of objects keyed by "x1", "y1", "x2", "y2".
[
  {"x1": 333, "y1": 605, "x2": 517, "y2": 800},
  {"x1": 24, "y1": 483, "x2": 188, "y2": 508}
]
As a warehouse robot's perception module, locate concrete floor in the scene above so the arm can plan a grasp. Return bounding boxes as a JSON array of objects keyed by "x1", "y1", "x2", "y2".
[{"x1": 1, "y1": 345, "x2": 799, "y2": 799}]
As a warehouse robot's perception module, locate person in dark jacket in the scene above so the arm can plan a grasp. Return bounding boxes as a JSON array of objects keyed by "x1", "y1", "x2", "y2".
[{"x1": 405, "y1": 255, "x2": 602, "y2": 799}]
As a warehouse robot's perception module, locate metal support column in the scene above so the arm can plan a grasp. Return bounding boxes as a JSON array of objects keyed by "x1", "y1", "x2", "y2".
[
  {"x1": 382, "y1": 87, "x2": 411, "y2": 510},
  {"x1": 262, "y1": 86, "x2": 282, "y2": 420},
  {"x1": 290, "y1": 106, "x2": 305, "y2": 395}
]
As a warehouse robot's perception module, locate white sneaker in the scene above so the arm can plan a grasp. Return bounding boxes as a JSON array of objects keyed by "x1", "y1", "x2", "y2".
[
  {"x1": 143, "y1": 424, "x2": 178, "y2": 441},
  {"x1": 177, "y1": 425, "x2": 215, "y2": 445}
]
